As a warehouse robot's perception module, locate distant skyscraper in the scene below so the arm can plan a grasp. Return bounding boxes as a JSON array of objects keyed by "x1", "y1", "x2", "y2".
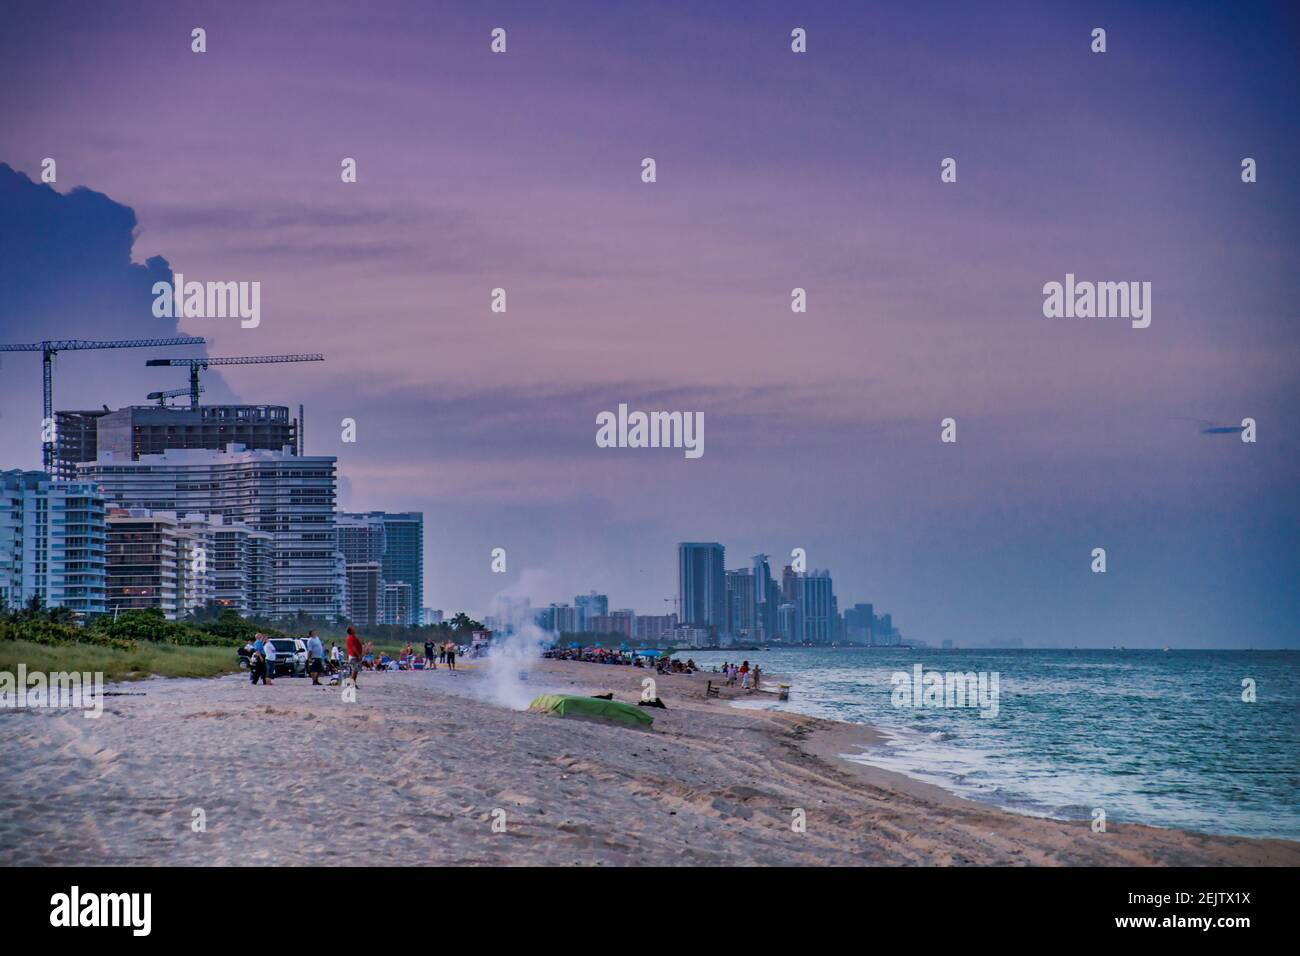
[
  {"x1": 725, "y1": 568, "x2": 756, "y2": 639},
  {"x1": 752, "y1": 554, "x2": 776, "y2": 641},
  {"x1": 0, "y1": 470, "x2": 106, "y2": 616},
  {"x1": 678, "y1": 542, "x2": 726, "y2": 639},
  {"x1": 575, "y1": 591, "x2": 609, "y2": 623},
  {"x1": 337, "y1": 511, "x2": 424, "y2": 626},
  {"x1": 845, "y1": 602, "x2": 874, "y2": 645},
  {"x1": 381, "y1": 512, "x2": 423, "y2": 627},
  {"x1": 793, "y1": 570, "x2": 835, "y2": 644},
  {"x1": 345, "y1": 561, "x2": 383, "y2": 626}
]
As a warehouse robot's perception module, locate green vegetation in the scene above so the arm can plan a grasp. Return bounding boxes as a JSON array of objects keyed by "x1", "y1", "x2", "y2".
[
  {"x1": 0, "y1": 596, "x2": 489, "y2": 680},
  {"x1": 0, "y1": 639, "x2": 236, "y2": 683},
  {"x1": 0, "y1": 598, "x2": 282, "y2": 681}
]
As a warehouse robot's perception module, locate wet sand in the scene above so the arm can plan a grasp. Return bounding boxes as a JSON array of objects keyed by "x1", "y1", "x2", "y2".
[{"x1": 1, "y1": 658, "x2": 1296, "y2": 866}]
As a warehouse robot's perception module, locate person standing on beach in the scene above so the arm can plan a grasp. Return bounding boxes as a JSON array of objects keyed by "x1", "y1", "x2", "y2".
[
  {"x1": 445, "y1": 640, "x2": 457, "y2": 671},
  {"x1": 306, "y1": 629, "x2": 325, "y2": 685},
  {"x1": 752, "y1": 663, "x2": 761, "y2": 693},
  {"x1": 424, "y1": 637, "x2": 436, "y2": 669},
  {"x1": 739, "y1": 661, "x2": 750, "y2": 690},
  {"x1": 345, "y1": 626, "x2": 363, "y2": 686},
  {"x1": 262, "y1": 635, "x2": 277, "y2": 684}
]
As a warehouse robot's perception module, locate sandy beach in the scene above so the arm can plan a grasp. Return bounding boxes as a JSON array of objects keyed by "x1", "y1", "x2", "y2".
[{"x1": 1, "y1": 658, "x2": 1296, "y2": 866}]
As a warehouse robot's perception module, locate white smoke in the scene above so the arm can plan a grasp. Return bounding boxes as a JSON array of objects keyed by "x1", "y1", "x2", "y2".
[{"x1": 482, "y1": 570, "x2": 558, "y2": 710}]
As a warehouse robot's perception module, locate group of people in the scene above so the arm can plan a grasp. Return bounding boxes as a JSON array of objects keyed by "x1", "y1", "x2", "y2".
[
  {"x1": 246, "y1": 627, "x2": 466, "y2": 687},
  {"x1": 716, "y1": 660, "x2": 760, "y2": 691}
]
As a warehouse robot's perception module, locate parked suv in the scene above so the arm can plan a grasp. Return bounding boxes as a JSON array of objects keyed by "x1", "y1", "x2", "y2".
[{"x1": 238, "y1": 638, "x2": 308, "y2": 677}]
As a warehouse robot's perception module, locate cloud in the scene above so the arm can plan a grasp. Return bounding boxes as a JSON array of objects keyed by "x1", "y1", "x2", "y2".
[{"x1": 0, "y1": 163, "x2": 222, "y2": 462}]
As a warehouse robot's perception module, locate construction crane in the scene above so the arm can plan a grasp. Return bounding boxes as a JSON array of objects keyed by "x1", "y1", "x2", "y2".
[
  {"x1": 0, "y1": 336, "x2": 206, "y2": 471},
  {"x1": 145, "y1": 354, "x2": 324, "y2": 407},
  {"x1": 146, "y1": 385, "x2": 203, "y2": 407}
]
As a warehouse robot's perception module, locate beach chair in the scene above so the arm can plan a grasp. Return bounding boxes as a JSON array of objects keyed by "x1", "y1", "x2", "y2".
[{"x1": 705, "y1": 681, "x2": 721, "y2": 699}]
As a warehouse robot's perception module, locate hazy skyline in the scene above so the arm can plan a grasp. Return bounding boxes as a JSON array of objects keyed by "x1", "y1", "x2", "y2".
[{"x1": 1, "y1": 1, "x2": 1297, "y2": 647}]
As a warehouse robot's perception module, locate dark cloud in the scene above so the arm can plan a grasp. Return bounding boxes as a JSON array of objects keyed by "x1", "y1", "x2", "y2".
[{"x1": 0, "y1": 163, "x2": 224, "y2": 453}]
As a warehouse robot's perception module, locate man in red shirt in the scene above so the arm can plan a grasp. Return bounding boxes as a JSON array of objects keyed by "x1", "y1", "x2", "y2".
[{"x1": 345, "y1": 626, "x2": 364, "y2": 686}]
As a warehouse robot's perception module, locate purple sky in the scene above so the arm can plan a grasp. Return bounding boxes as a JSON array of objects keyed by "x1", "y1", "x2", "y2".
[{"x1": 2, "y1": 1, "x2": 1297, "y2": 646}]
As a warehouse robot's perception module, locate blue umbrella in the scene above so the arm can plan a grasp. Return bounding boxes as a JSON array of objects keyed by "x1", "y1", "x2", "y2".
[{"x1": 637, "y1": 649, "x2": 662, "y2": 658}]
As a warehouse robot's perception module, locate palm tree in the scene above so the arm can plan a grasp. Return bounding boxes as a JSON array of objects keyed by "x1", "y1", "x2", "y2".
[{"x1": 449, "y1": 612, "x2": 482, "y2": 633}]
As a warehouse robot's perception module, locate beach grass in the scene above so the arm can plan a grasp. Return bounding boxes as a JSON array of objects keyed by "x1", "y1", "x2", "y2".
[{"x1": 0, "y1": 639, "x2": 238, "y2": 683}]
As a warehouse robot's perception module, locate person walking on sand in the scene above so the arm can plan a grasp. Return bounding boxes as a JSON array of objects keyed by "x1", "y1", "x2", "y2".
[
  {"x1": 306, "y1": 629, "x2": 325, "y2": 685},
  {"x1": 249, "y1": 633, "x2": 268, "y2": 685},
  {"x1": 752, "y1": 663, "x2": 761, "y2": 693},
  {"x1": 424, "y1": 636, "x2": 436, "y2": 669},
  {"x1": 345, "y1": 626, "x2": 364, "y2": 686},
  {"x1": 739, "y1": 660, "x2": 750, "y2": 690}
]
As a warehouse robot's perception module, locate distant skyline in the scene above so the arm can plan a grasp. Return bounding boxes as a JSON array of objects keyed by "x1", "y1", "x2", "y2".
[{"x1": 2, "y1": 1, "x2": 1298, "y2": 647}]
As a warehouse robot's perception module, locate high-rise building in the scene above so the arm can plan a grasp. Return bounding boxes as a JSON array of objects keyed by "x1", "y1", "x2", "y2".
[
  {"x1": 793, "y1": 570, "x2": 836, "y2": 644},
  {"x1": 345, "y1": 561, "x2": 383, "y2": 626},
  {"x1": 105, "y1": 509, "x2": 182, "y2": 618},
  {"x1": 590, "y1": 609, "x2": 635, "y2": 641},
  {"x1": 338, "y1": 511, "x2": 422, "y2": 626},
  {"x1": 777, "y1": 602, "x2": 796, "y2": 641},
  {"x1": 336, "y1": 513, "x2": 386, "y2": 564},
  {"x1": 538, "y1": 603, "x2": 581, "y2": 634},
  {"x1": 844, "y1": 602, "x2": 874, "y2": 645},
  {"x1": 54, "y1": 404, "x2": 299, "y2": 479},
  {"x1": 382, "y1": 580, "x2": 412, "y2": 628},
  {"x1": 635, "y1": 612, "x2": 676, "y2": 643},
  {"x1": 678, "y1": 542, "x2": 726, "y2": 639},
  {"x1": 211, "y1": 518, "x2": 273, "y2": 617},
  {"x1": 79, "y1": 444, "x2": 341, "y2": 619},
  {"x1": 752, "y1": 554, "x2": 777, "y2": 642},
  {"x1": 725, "y1": 568, "x2": 756, "y2": 640},
  {"x1": 575, "y1": 591, "x2": 608, "y2": 624},
  {"x1": 0, "y1": 470, "x2": 106, "y2": 616},
  {"x1": 380, "y1": 512, "x2": 423, "y2": 627}
]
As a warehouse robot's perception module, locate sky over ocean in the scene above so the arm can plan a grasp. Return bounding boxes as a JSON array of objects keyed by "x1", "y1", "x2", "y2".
[{"x1": 1, "y1": 1, "x2": 1297, "y2": 646}]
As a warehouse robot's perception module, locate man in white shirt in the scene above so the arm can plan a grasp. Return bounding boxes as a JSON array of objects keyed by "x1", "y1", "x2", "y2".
[
  {"x1": 306, "y1": 630, "x2": 325, "y2": 685},
  {"x1": 263, "y1": 637, "x2": 277, "y2": 684}
]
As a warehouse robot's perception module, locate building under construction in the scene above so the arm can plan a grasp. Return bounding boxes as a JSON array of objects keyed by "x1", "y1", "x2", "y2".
[{"x1": 53, "y1": 405, "x2": 301, "y2": 479}]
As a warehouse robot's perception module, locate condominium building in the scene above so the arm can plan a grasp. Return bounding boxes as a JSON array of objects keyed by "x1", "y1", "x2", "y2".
[
  {"x1": 211, "y1": 518, "x2": 273, "y2": 617},
  {"x1": 678, "y1": 542, "x2": 726, "y2": 639},
  {"x1": 0, "y1": 470, "x2": 106, "y2": 615},
  {"x1": 105, "y1": 509, "x2": 181, "y2": 618},
  {"x1": 634, "y1": 612, "x2": 677, "y2": 643},
  {"x1": 793, "y1": 570, "x2": 836, "y2": 644},
  {"x1": 337, "y1": 511, "x2": 423, "y2": 627},
  {"x1": 380, "y1": 512, "x2": 423, "y2": 626},
  {"x1": 79, "y1": 445, "x2": 342, "y2": 619},
  {"x1": 345, "y1": 561, "x2": 383, "y2": 626},
  {"x1": 382, "y1": 580, "x2": 412, "y2": 627}
]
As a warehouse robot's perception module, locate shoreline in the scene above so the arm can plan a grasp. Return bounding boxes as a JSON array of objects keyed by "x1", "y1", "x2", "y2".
[{"x1": 1, "y1": 657, "x2": 1296, "y2": 866}]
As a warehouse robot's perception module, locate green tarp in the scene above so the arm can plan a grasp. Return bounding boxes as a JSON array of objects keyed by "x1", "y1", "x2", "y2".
[{"x1": 528, "y1": 694, "x2": 653, "y2": 727}]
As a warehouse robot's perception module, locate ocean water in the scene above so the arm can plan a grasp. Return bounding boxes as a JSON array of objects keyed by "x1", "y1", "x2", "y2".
[{"x1": 676, "y1": 647, "x2": 1300, "y2": 841}]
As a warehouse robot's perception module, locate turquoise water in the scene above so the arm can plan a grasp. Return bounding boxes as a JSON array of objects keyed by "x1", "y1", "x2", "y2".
[{"x1": 676, "y1": 648, "x2": 1300, "y2": 840}]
